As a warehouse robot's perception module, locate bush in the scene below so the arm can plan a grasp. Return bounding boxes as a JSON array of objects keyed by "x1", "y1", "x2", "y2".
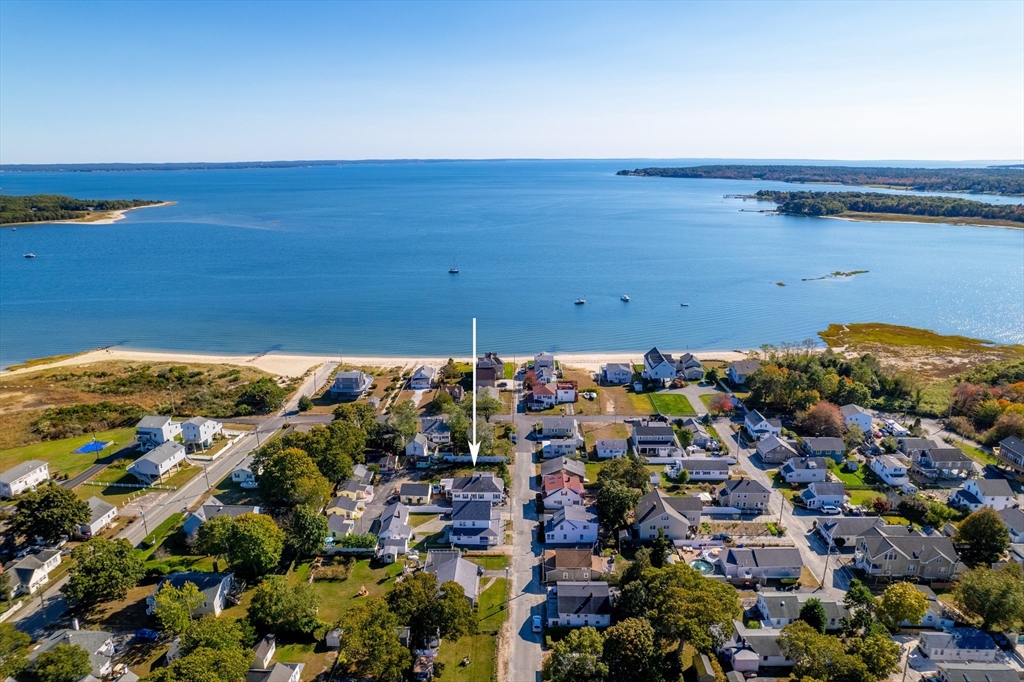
[{"x1": 335, "y1": 533, "x2": 378, "y2": 549}]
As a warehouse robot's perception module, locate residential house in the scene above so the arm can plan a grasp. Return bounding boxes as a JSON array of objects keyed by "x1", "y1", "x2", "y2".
[
  {"x1": 405, "y1": 433, "x2": 435, "y2": 459},
  {"x1": 421, "y1": 417, "x2": 452, "y2": 445},
  {"x1": 325, "y1": 495, "x2": 363, "y2": 520},
  {"x1": 247, "y1": 663, "x2": 304, "y2": 682},
  {"x1": 800, "y1": 482, "x2": 849, "y2": 510},
  {"x1": 997, "y1": 435, "x2": 1024, "y2": 477},
  {"x1": 127, "y1": 441, "x2": 187, "y2": 484},
  {"x1": 632, "y1": 424, "x2": 677, "y2": 456},
  {"x1": 409, "y1": 365, "x2": 437, "y2": 390},
  {"x1": 327, "y1": 514, "x2": 354, "y2": 540},
  {"x1": 720, "y1": 547, "x2": 803, "y2": 581},
  {"x1": 136, "y1": 415, "x2": 182, "y2": 450},
  {"x1": 182, "y1": 417, "x2": 222, "y2": 451},
  {"x1": 721, "y1": 620, "x2": 792, "y2": 672},
  {"x1": 601, "y1": 362, "x2": 633, "y2": 385},
  {"x1": 816, "y1": 516, "x2": 887, "y2": 549},
  {"x1": 253, "y1": 635, "x2": 276, "y2": 670},
  {"x1": 908, "y1": 584, "x2": 955, "y2": 629},
  {"x1": 7, "y1": 549, "x2": 61, "y2": 596},
  {"x1": 542, "y1": 549, "x2": 606, "y2": 584},
  {"x1": 147, "y1": 572, "x2": 235, "y2": 617},
  {"x1": 535, "y1": 352, "x2": 556, "y2": 377},
  {"x1": 231, "y1": 455, "x2": 259, "y2": 487},
  {"x1": 441, "y1": 384, "x2": 465, "y2": 403},
  {"x1": 756, "y1": 592, "x2": 850, "y2": 631},
  {"x1": 476, "y1": 352, "x2": 505, "y2": 386},
  {"x1": 642, "y1": 347, "x2": 678, "y2": 383},
  {"x1": 675, "y1": 353, "x2": 704, "y2": 381},
  {"x1": 80, "y1": 496, "x2": 118, "y2": 537},
  {"x1": 541, "y1": 417, "x2": 579, "y2": 439},
  {"x1": 424, "y1": 549, "x2": 480, "y2": 604},
  {"x1": 919, "y1": 628, "x2": 998, "y2": 663},
  {"x1": 596, "y1": 438, "x2": 629, "y2": 460},
  {"x1": 670, "y1": 458, "x2": 730, "y2": 482},
  {"x1": 337, "y1": 477, "x2": 374, "y2": 502},
  {"x1": 633, "y1": 489, "x2": 701, "y2": 540},
  {"x1": 756, "y1": 435, "x2": 799, "y2": 464},
  {"x1": 527, "y1": 383, "x2": 557, "y2": 410},
  {"x1": 543, "y1": 472, "x2": 585, "y2": 508},
  {"x1": 330, "y1": 370, "x2": 373, "y2": 398},
  {"x1": 998, "y1": 507, "x2": 1024, "y2": 544},
  {"x1": 871, "y1": 455, "x2": 910, "y2": 486},
  {"x1": 451, "y1": 471, "x2": 504, "y2": 503},
  {"x1": 914, "y1": 448, "x2": 976, "y2": 480},
  {"x1": 541, "y1": 457, "x2": 587, "y2": 480},
  {"x1": 779, "y1": 457, "x2": 827, "y2": 484},
  {"x1": 545, "y1": 506, "x2": 598, "y2": 545},
  {"x1": 543, "y1": 438, "x2": 581, "y2": 459},
  {"x1": 681, "y1": 417, "x2": 716, "y2": 450},
  {"x1": 801, "y1": 437, "x2": 846, "y2": 462},
  {"x1": 29, "y1": 629, "x2": 115, "y2": 679},
  {"x1": 378, "y1": 503, "x2": 413, "y2": 562},
  {"x1": 900, "y1": 437, "x2": 940, "y2": 456},
  {"x1": 744, "y1": 410, "x2": 782, "y2": 441},
  {"x1": 717, "y1": 479, "x2": 772, "y2": 513},
  {"x1": 400, "y1": 483, "x2": 432, "y2": 505},
  {"x1": 545, "y1": 581, "x2": 612, "y2": 628},
  {"x1": 0, "y1": 459, "x2": 49, "y2": 498},
  {"x1": 450, "y1": 500, "x2": 501, "y2": 546},
  {"x1": 556, "y1": 381, "x2": 578, "y2": 404},
  {"x1": 182, "y1": 497, "x2": 261, "y2": 536},
  {"x1": 727, "y1": 360, "x2": 761, "y2": 385},
  {"x1": 951, "y1": 479, "x2": 1016, "y2": 512},
  {"x1": 840, "y1": 404, "x2": 873, "y2": 434},
  {"x1": 937, "y1": 664, "x2": 1020, "y2": 682},
  {"x1": 854, "y1": 530, "x2": 962, "y2": 580}
]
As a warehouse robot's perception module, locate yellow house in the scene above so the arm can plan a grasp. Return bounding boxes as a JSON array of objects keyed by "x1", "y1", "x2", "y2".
[{"x1": 326, "y1": 495, "x2": 364, "y2": 519}]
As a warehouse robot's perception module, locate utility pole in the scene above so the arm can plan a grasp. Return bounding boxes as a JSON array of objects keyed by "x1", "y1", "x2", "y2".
[{"x1": 819, "y1": 544, "x2": 831, "y2": 592}]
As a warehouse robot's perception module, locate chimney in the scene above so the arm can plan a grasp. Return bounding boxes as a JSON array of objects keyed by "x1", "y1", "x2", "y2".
[{"x1": 72, "y1": 618, "x2": 80, "y2": 630}]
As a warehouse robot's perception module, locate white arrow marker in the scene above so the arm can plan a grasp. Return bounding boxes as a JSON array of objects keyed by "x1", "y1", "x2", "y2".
[{"x1": 468, "y1": 317, "x2": 481, "y2": 465}]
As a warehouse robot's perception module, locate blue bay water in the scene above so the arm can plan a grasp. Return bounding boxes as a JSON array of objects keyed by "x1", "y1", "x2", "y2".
[{"x1": 0, "y1": 160, "x2": 1022, "y2": 367}]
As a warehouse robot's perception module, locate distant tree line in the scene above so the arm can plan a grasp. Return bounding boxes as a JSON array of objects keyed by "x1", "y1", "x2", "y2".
[
  {"x1": 0, "y1": 194, "x2": 161, "y2": 224},
  {"x1": 754, "y1": 190, "x2": 1024, "y2": 223},
  {"x1": 615, "y1": 165, "x2": 1024, "y2": 195}
]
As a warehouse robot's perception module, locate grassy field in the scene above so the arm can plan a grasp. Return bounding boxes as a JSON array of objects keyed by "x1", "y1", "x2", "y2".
[
  {"x1": 819, "y1": 323, "x2": 1022, "y2": 354},
  {"x1": 409, "y1": 513, "x2": 438, "y2": 527},
  {"x1": 464, "y1": 554, "x2": 510, "y2": 570},
  {"x1": 649, "y1": 393, "x2": 696, "y2": 416},
  {"x1": 847, "y1": 489, "x2": 887, "y2": 507},
  {"x1": 833, "y1": 466, "x2": 878, "y2": 487},
  {"x1": 581, "y1": 422, "x2": 629, "y2": 451},
  {"x1": 0, "y1": 427, "x2": 136, "y2": 479},
  {"x1": 436, "y1": 577, "x2": 508, "y2": 682},
  {"x1": 957, "y1": 441, "x2": 999, "y2": 466},
  {"x1": 78, "y1": 464, "x2": 201, "y2": 507},
  {"x1": 290, "y1": 559, "x2": 405, "y2": 624},
  {"x1": 210, "y1": 477, "x2": 261, "y2": 506}
]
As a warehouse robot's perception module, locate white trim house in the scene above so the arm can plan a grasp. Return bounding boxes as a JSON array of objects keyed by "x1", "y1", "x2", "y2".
[{"x1": 0, "y1": 460, "x2": 49, "y2": 498}]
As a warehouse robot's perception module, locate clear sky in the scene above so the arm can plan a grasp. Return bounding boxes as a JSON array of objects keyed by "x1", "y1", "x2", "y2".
[{"x1": 1, "y1": 0, "x2": 1022, "y2": 164}]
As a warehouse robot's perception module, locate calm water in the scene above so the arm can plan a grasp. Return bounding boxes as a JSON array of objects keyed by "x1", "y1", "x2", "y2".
[{"x1": 1, "y1": 160, "x2": 1022, "y2": 367}]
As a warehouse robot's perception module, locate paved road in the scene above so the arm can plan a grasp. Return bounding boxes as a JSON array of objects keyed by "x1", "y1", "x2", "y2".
[{"x1": 13, "y1": 362, "x2": 337, "y2": 638}]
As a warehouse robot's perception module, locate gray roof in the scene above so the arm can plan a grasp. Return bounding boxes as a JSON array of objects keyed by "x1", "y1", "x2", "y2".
[
  {"x1": 807, "y1": 482, "x2": 847, "y2": 497},
  {"x1": 782, "y1": 457, "x2": 827, "y2": 472},
  {"x1": 924, "y1": 448, "x2": 974, "y2": 463},
  {"x1": 937, "y1": 664, "x2": 1020, "y2": 682},
  {"x1": 1001, "y1": 436, "x2": 1024, "y2": 456},
  {"x1": 339, "y1": 478, "x2": 368, "y2": 494},
  {"x1": 759, "y1": 592, "x2": 850, "y2": 623},
  {"x1": 424, "y1": 550, "x2": 479, "y2": 602},
  {"x1": 542, "y1": 417, "x2": 577, "y2": 431},
  {"x1": 0, "y1": 459, "x2": 47, "y2": 483},
  {"x1": 421, "y1": 417, "x2": 451, "y2": 436},
  {"x1": 401, "y1": 483, "x2": 431, "y2": 497},
  {"x1": 840, "y1": 404, "x2": 869, "y2": 418},
  {"x1": 604, "y1": 362, "x2": 632, "y2": 373},
  {"x1": 555, "y1": 582, "x2": 612, "y2": 616},
  {"x1": 729, "y1": 360, "x2": 760, "y2": 375},
  {"x1": 803, "y1": 437, "x2": 845, "y2": 452},
  {"x1": 541, "y1": 457, "x2": 587, "y2": 479},
  {"x1": 645, "y1": 347, "x2": 674, "y2": 367},
  {"x1": 818, "y1": 516, "x2": 885, "y2": 538},
  {"x1": 921, "y1": 628, "x2": 997, "y2": 652},
  {"x1": 135, "y1": 440, "x2": 186, "y2": 466},
  {"x1": 452, "y1": 500, "x2": 495, "y2": 522},
  {"x1": 327, "y1": 514, "x2": 352, "y2": 534},
  {"x1": 757, "y1": 434, "x2": 798, "y2": 455},
  {"x1": 379, "y1": 502, "x2": 411, "y2": 536},
  {"x1": 998, "y1": 507, "x2": 1024, "y2": 534},
  {"x1": 858, "y1": 531, "x2": 958, "y2": 564},
  {"x1": 724, "y1": 547, "x2": 803, "y2": 569},
  {"x1": 156, "y1": 572, "x2": 231, "y2": 600},
  {"x1": 253, "y1": 634, "x2": 276, "y2": 661},
  {"x1": 451, "y1": 472, "x2": 504, "y2": 494},
  {"x1": 547, "y1": 505, "x2": 597, "y2": 531},
  {"x1": 900, "y1": 437, "x2": 939, "y2": 453},
  {"x1": 634, "y1": 489, "x2": 702, "y2": 525},
  {"x1": 246, "y1": 663, "x2": 303, "y2": 682},
  {"x1": 136, "y1": 415, "x2": 173, "y2": 428},
  {"x1": 29, "y1": 629, "x2": 113, "y2": 675},
  {"x1": 973, "y1": 479, "x2": 1014, "y2": 497},
  {"x1": 718, "y1": 478, "x2": 770, "y2": 497},
  {"x1": 183, "y1": 416, "x2": 215, "y2": 426},
  {"x1": 328, "y1": 495, "x2": 361, "y2": 512},
  {"x1": 11, "y1": 549, "x2": 61, "y2": 585},
  {"x1": 633, "y1": 425, "x2": 675, "y2": 438},
  {"x1": 596, "y1": 438, "x2": 629, "y2": 450},
  {"x1": 86, "y1": 496, "x2": 116, "y2": 523},
  {"x1": 677, "y1": 459, "x2": 729, "y2": 472}
]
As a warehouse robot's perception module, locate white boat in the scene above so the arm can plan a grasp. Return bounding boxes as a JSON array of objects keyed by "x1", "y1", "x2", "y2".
[
  {"x1": 574, "y1": 298, "x2": 586, "y2": 305},
  {"x1": 24, "y1": 253, "x2": 36, "y2": 259},
  {"x1": 621, "y1": 295, "x2": 630, "y2": 302},
  {"x1": 680, "y1": 302, "x2": 689, "y2": 306}
]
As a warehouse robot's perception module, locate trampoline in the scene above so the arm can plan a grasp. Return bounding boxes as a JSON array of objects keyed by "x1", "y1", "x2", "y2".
[{"x1": 74, "y1": 440, "x2": 111, "y2": 454}]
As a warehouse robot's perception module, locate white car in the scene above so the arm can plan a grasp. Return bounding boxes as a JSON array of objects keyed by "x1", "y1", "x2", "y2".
[
  {"x1": 820, "y1": 505, "x2": 842, "y2": 515},
  {"x1": 532, "y1": 615, "x2": 543, "y2": 633}
]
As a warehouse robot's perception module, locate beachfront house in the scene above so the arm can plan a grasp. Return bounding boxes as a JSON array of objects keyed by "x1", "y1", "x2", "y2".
[
  {"x1": 476, "y1": 352, "x2": 505, "y2": 386},
  {"x1": 546, "y1": 581, "x2": 612, "y2": 629},
  {"x1": 136, "y1": 415, "x2": 182, "y2": 450},
  {"x1": 80, "y1": 496, "x2": 118, "y2": 537},
  {"x1": 409, "y1": 365, "x2": 437, "y2": 390},
  {"x1": 675, "y1": 353, "x2": 704, "y2": 381},
  {"x1": 545, "y1": 506, "x2": 598, "y2": 545},
  {"x1": 727, "y1": 360, "x2": 760, "y2": 385},
  {"x1": 779, "y1": 457, "x2": 827, "y2": 484},
  {"x1": 556, "y1": 380, "x2": 578, "y2": 403},
  {"x1": 330, "y1": 370, "x2": 373, "y2": 398},
  {"x1": 601, "y1": 363, "x2": 633, "y2": 385},
  {"x1": 800, "y1": 482, "x2": 848, "y2": 510},
  {"x1": 633, "y1": 489, "x2": 701, "y2": 540},
  {"x1": 596, "y1": 438, "x2": 629, "y2": 460},
  {"x1": 717, "y1": 479, "x2": 771, "y2": 512},
  {"x1": 756, "y1": 435, "x2": 799, "y2": 464},
  {"x1": 642, "y1": 347, "x2": 678, "y2": 383},
  {"x1": 870, "y1": 455, "x2": 910, "y2": 486},
  {"x1": 182, "y1": 416, "x2": 222, "y2": 451},
  {"x1": 996, "y1": 436, "x2": 1024, "y2": 477},
  {"x1": 147, "y1": 572, "x2": 235, "y2": 617},
  {"x1": 840, "y1": 404, "x2": 873, "y2": 434},
  {"x1": 950, "y1": 478, "x2": 1016, "y2": 512},
  {"x1": 534, "y1": 352, "x2": 556, "y2": 380},
  {"x1": 9, "y1": 549, "x2": 62, "y2": 596},
  {"x1": 632, "y1": 424, "x2": 677, "y2": 456},
  {"x1": 0, "y1": 459, "x2": 49, "y2": 498},
  {"x1": 127, "y1": 441, "x2": 187, "y2": 484},
  {"x1": 450, "y1": 500, "x2": 501, "y2": 546},
  {"x1": 744, "y1": 411, "x2": 782, "y2": 441}
]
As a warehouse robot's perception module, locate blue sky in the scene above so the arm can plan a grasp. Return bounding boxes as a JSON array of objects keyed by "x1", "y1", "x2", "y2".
[{"x1": 1, "y1": 1, "x2": 1021, "y2": 163}]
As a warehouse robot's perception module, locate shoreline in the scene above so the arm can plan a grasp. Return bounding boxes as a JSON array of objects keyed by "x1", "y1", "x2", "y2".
[
  {"x1": 821, "y1": 212, "x2": 1023, "y2": 231},
  {"x1": 0, "y1": 201, "x2": 176, "y2": 228},
  {"x1": 0, "y1": 346, "x2": 755, "y2": 379}
]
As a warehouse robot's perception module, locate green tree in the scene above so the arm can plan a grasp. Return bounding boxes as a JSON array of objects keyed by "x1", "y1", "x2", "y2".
[
  {"x1": 257, "y1": 447, "x2": 332, "y2": 508},
  {"x1": 843, "y1": 424, "x2": 865, "y2": 450},
  {"x1": 876, "y1": 581, "x2": 929, "y2": 630},
  {"x1": 63, "y1": 537, "x2": 146, "y2": 607},
  {"x1": 297, "y1": 395, "x2": 314, "y2": 412},
  {"x1": 843, "y1": 578, "x2": 877, "y2": 613},
  {"x1": 326, "y1": 420, "x2": 367, "y2": 474},
  {"x1": 179, "y1": 616, "x2": 253, "y2": 657},
  {"x1": 614, "y1": 580, "x2": 652, "y2": 622},
  {"x1": 144, "y1": 647, "x2": 250, "y2": 682},
  {"x1": 799, "y1": 597, "x2": 828, "y2": 633},
  {"x1": 597, "y1": 456, "x2": 650, "y2": 492},
  {"x1": 476, "y1": 394, "x2": 503, "y2": 422},
  {"x1": 649, "y1": 528, "x2": 673, "y2": 569},
  {"x1": 10, "y1": 482, "x2": 90, "y2": 544},
  {"x1": 229, "y1": 513, "x2": 284, "y2": 576},
  {"x1": 705, "y1": 367, "x2": 720, "y2": 384},
  {"x1": 290, "y1": 425, "x2": 353, "y2": 483},
  {"x1": 236, "y1": 377, "x2": 286, "y2": 412},
  {"x1": 439, "y1": 359, "x2": 464, "y2": 384},
  {"x1": 387, "y1": 400, "x2": 420, "y2": 448},
  {"x1": 620, "y1": 546, "x2": 651, "y2": 587},
  {"x1": 543, "y1": 626, "x2": 608, "y2": 682},
  {"x1": 154, "y1": 580, "x2": 206, "y2": 634},
  {"x1": 880, "y1": 436, "x2": 899, "y2": 453},
  {"x1": 596, "y1": 480, "x2": 640, "y2": 531},
  {"x1": 602, "y1": 618, "x2": 660, "y2": 682},
  {"x1": 434, "y1": 580, "x2": 477, "y2": 641},
  {"x1": 194, "y1": 514, "x2": 234, "y2": 557},
  {"x1": 335, "y1": 598, "x2": 411, "y2": 682},
  {"x1": 778, "y1": 621, "x2": 864, "y2": 682},
  {"x1": 955, "y1": 507, "x2": 1010, "y2": 568},
  {"x1": 386, "y1": 572, "x2": 475, "y2": 647},
  {"x1": 677, "y1": 427, "x2": 694, "y2": 449},
  {"x1": 0, "y1": 572, "x2": 10, "y2": 602},
  {"x1": 896, "y1": 495, "x2": 928, "y2": 525},
  {"x1": 332, "y1": 401, "x2": 378, "y2": 432},
  {"x1": 290, "y1": 505, "x2": 329, "y2": 556},
  {"x1": 248, "y1": 576, "x2": 322, "y2": 634},
  {"x1": 35, "y1": 643, "x2": 92, "y2": 682},
  {"x1": 925, "y1": 501, "x2": 958, "y2": 528},
  {"x1": 0, "y1": 622, "x2": 31, "y2": 679},
  {"x1": 642, "y1": 563, "x2": 741, "y2": 653},
  {"x1": 848, "y1": 633, "x2": 902, "y2": 680},
  {"x1": 953, "y1": 564, "x2": 1024, "y2": 630}
]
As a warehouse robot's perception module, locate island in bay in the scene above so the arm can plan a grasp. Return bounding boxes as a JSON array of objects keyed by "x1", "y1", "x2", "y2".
[{"x1": 0, "y1": 194, "x2": 169, "y2": 226}]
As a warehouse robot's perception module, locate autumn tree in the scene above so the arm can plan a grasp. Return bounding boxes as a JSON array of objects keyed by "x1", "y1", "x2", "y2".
[
  {"x1": 876, "y1": 581, "x2": 928, "y2": 631},
  {"x1": 707, "y1": 393, "x2": 733, "y2": 415},
  {"x1": 796, "y1": 401, "x2": 845, "y2": 438}
]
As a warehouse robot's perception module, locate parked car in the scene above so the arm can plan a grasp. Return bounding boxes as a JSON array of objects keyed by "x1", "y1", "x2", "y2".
[
  {"x1": 712, "y1": 533, "x2": 732, "y2": 542},
  {"x1": 532, "y1": 615, "x2": 543, "y2": 633},
  {"x1": 821, "y1": 506, "x2": 842, "y2": 515},
  {"x1": 136, "y1": 629, "x2": 159, "y2": 642},
  {"x1": 992, "y1": 633, "x2": 1013, "y2": 650}
]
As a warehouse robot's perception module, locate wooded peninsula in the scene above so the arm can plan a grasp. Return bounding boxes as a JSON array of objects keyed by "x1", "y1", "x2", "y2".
[
  {"x1": 0, "y1": 194, "x2": 164, "y2": 225},
  {"x1": 616, "y1": 164, "x2": 1024, "y2": 196},
  {"x1": 755, "y1": 190, "x2": 1024, "y2": 226}
]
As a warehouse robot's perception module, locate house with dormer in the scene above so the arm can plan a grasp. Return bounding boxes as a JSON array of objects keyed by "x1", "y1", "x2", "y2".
[
  {"x1": 450, "y1": 500, "x2": 501, "y2": 546},
  {"x1": 545, "y1": 506, "x2": 598, "y2": 545},
  {"x1": 854, "y1": 529, "x2": 962, "y2": 580},
  {"x1": 950, "y1": 479, "x2": 1016, "y2": 512},
  {"x1": 642, "y1": 347, "x2": 678, "y2": 383},
  {"x1": 779, "y1": 457, "x2": 827, "y2": 484},
  {"x1": 745, "y1": 410, "x2": 782, "y2": 441},
  {"x1": 633, "y1": 489, "x2": 701, "y2": 540}
]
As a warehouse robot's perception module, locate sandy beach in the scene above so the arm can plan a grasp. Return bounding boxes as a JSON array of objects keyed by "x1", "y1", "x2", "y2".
[
  {"x1": 1, "y1": 201, "x2": 176, "y2": 228},
  {"x1": 0, "y1": 347, "x2": 753, "y2": 378}
]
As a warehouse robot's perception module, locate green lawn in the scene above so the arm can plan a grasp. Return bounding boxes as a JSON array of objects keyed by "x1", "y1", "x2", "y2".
[
  {"x1": 436, "y1": 634, "x2": 497, "y2": 682},
  {"x1": 847, "y1": 489, "x2": 887, "y2": 507},
  {"x1": 274, "y1": 640, "x2": 335, "y2": 681},
  {"x1": 409, "y1": 513, "x2": 438, "y2": 528},
  {"x1": 0, "y1": 427, "x2": 136, "y2": 479},
  {"x1": 210, "y1": 477, "x2": 260, "y2": 506},
  {"x1": 465, "y1": 555, "x2": 509, "y2": 570},
  {"x1": 833, "y1": 466, "x2": 876, "y2": 487},
  {"x1": 958, "y1": 442, "x2": 998, "y2": 467},
  {"x1": 649, "y1": 393, "x2": 696, "y2": 416},
  {"x1": 78, "y1": 464, "x2": 201, "y2": 507},
  {"x1": 477, "y1": 578, "x2": 509, "y2": 633},
  {"x1": 290, "y1": 559, "x2": 405, "y2": 625},
  {"x1": 584, "y1": 460, "x2": 606, "y2": 483}
]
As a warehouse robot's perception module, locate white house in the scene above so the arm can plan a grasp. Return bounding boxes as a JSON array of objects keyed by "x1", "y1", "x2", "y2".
[
  {"x1": 9, "y1": 549, "x2": 61, "y2": 596},
  {"x1": 816, "y1": 517, "x2": 887, "y2": 549},
  {"x1": 670, "y1": 458, "x2": 730, "y2": 482},
  {"x1": 528, "y1": 383, "x2": 558, "y2": 410},
  {"x1": 756, "y1": 592, "x2": 850, "y2": 631},
  {"x1": 556, "y1": 381, "x2": 577, "y2": 404},
  {"x1": 136, "y1": 415, "x2": 182, "y2": 450},
  {"x1": 596, "y1": 438, "x2": 629, "y2": 459},
  {"x1": 253, "y1": 635, "x2": 276, "y2": 670},
  {"x1": 424, "y1": 549, "x2": 480, "y2": 605},
  {"x1": 182, "y1": 416, "x2": 222, "y2": 451},
  {"x1": 450, "y1": 500, "x2": 501, "y2": 546},
  {"x1": 541, "y1": 417, "x2": 579, "y2": 438},
  {"x1": 907, "y1": 584, "x2": 955, "y2": 629},
  {"x1": 542, "y1": 472, "x2": 585, "y2": 508},
  {"x1": 937, "y1": 664, "x2": 1020, "y2": 682},
  {"x1": 681, "y1": 417, "x2": 716, "y2": 450},
  {"x1": 541, "y1": 437, "x2": 580, "y2": 459},
  {"x1": 405, "y1": 433, "x2": 435, "y2": 459},
  {"x1": 330, "y1": 370, "x2": 373, "y2": 398},
  {"x1": 0, "y1": 459, "x2": 49, "y2": 498},
  {"x1": 421, "y1": 417, "x2": 452, "y2": 445},
  {"x1": 535, "y1": 352, "x2": 556, "y2": 377},
  {"x1": 546, "y1": 582, "x2": 612, "y2": 629},
  {"x1": 840, "y1": 404, "x2": 873, "y2": 434},
  {"x1": 642, "y1": 347, "x2": 678, "y2": 383},
  {"x1": 127, "y1": 441, "x2": 187, "y2": 484},
  {"x1": 950, "y1": 479, "x2": 1016, "y2": 512},
  {"x1": 721, "y1": 621, "x2": 792, "y2": 672},
  {"x1": 451, "y1": 472, "x2": 504, "y2": 502},
  {"x1": 632, "y1": 424, "x2": 677, "y2": 456},
  {"x1": 779, "y1": 457, "x2": 827, "y2": 483},
  {"x1": 29, "y1": 629, "x2": 115, "y2": 679},
  {"x1": 147, "y1": 572, "x2": 235, "y2": 617},
  {"x1": 998, "y1": 507, "x2": 1024, "y2": 544},
  {"x1": 870, "y1": 455, "x2": 910, "y2": 486},
  {"x1": 545, "y1": 506, "x2": 598, "y2": 545},
  {"x1": 231, "y1": 455, "x2": 258, "y2": 487},
  {"x1": 601, "y1": 363, "x2": 633, "y2": 385},
  {"x1": 720, "y1": 547, "x2": 803, "y2": 581},
  {"x1": 80, "y1": 496, "x2": 118, "y2": 537},
  {"x1": 675, "y1": 353, "x2": 704, "y2": 381},
  {"x1": 247, "y1": 662, "x2": 304, "y2": 682},
  {"x1": 800, "y1": 482, "x2": 849, "y2": 510},
  {"x1": 409, "y1": 365, "x2": 437, "y2": 390},
  {"x1": 918, "y1": 628, "x2": 998, "y2": 663},
  {"x1": 744, "y1": 410, "x2": 782, "y2": 441},
  {"x1": 727, "y1": 360, "x2": 761, "y2": 385}
]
